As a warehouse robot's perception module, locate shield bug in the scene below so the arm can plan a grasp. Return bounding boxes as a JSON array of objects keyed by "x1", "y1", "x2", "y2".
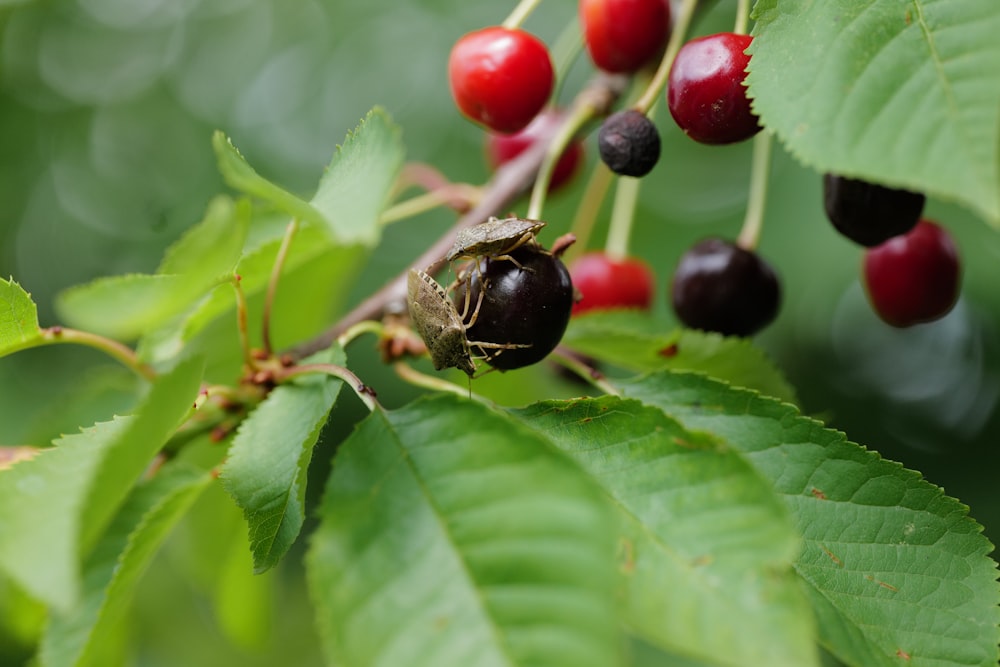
[
  {"x1": 446, "y1": 216, "x2": 546, "y2": 266},
  {"x1": 407, "y1": 269, "x2": 477, "y2": 376},
  {"x1": 407, "y1": 269, "x2": 533, "y2": 376}
]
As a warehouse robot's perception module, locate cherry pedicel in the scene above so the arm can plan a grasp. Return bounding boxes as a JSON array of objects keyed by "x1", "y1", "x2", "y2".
[
  {"x1": 448, "y1": 26, "x2": 554, "y2": 134},
  {"x1": 667, "y1": 32, "x2": 761, "y2": 145},
  {"x1": 863, "y1": 219, "x2": 960, "y2": 328},
  {"x1": 485, "y1": 109, "x2": 584, "y2": 192},
  {"x1": 569, "y1": 252, "x2": 654, "y2": 315},
  {"x1": 579, "y1": 0, "x2": 671, "y2": 73},
  {"x1": 671, "y1": 238, "x2": 780, "y2": 337}
]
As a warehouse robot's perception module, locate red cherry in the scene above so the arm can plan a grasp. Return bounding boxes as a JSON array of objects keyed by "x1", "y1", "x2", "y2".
[
  {"x1": 863, "y1": 219, "x2": 960, "y2": 328},
  {"x1": 448, "y1": 27, "x2": 554, "y2": 134},
  {"x1": 667, "y1": 32, "x2": 761, "y2": 145},
  {"x1": 485, "y1": 109, "x2": 584, "y2": 192},
  {"x1": 579, "y1": 0, "x2": 671, "y2": 73},
  {"x1": 569, "y1": 252, "x2": 654, "y2": 315}
]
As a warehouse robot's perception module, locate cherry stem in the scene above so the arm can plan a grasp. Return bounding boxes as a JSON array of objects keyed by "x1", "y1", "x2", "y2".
[
  {"x1": 633, "y1": 0, "x2": 699, "y2": 114},
  {"x1": 336, "y1": 319, "x2": 385, "y2": 348},
  {"x1": 736, "y1": 130, "x2": 773, "y2": 251},
  {"x1": 562, "y1": 161, "x2": 615, "y2": 264},
  {"x1": 527, "y1": 102, "x2": 599, "y2": 220},
  {"x1": 230, "y1": 274, "x2": 257, "y2": 371},
  {"x1": 262, "y1": 218, "x2": 299, "y2": 357},
  {"x1": 278, "y1": 363, "x2": 380, "y2": 412},
  {"x1": 379, "y1": 184, "x2": 481, "y2": 225},
  {"x1": 604, "y1": 175, "x2": 642, "y2": 261},
  {"x1": 36, "y1": 327, "x2": 157, "y2": 381},
  {"x1": 501, "y1": 0, "x2": 544, "y2": 30},
  {"x1": 734, "y1": 0, "x2": 751, "y2": 35}
]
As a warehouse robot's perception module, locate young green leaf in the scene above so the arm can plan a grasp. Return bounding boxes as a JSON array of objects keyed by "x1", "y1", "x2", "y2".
[
  {"x1": 513, "y1": 397, "x2": 817, "y2": 667},
  {"x1": 56, "y1": 197, "x2": 248, "y2": 340},
  {"x1": 308, "y1": 106, "x2": 404, "y2": 245},
  {"x1": 220, "y1": 347, "x2": 345, "y2": 573},
  {"x1": 620, "y1": 371, "x2": 1000, "y2": 667},
  {"x1": 748, "y1": 0, "x2": 1000, "y2": 225},
  {"x1": 306, "y1": 396, "x2": 620, "y2": 667},
  {"x1": 0, "y1": 278, "x2": 42, "y2": 358},
  {"x1": 214, "y1": 106, "x2": 405, "y2": 245},
  {"x1": 563, "y1": 312, "x2": 798, "y2": 404},
  {"x1": 38, "y1": 463, "x2": 211, "y2": 667},
  {"x1": 212, "y1": 132, "x2": 327, "y2": 228},
  {"x1": 138, "y1": 227, "x2": 365, "y2": 367},
  {"x1": 0, "y1": 356, "x2": 203, "y2": 610}
]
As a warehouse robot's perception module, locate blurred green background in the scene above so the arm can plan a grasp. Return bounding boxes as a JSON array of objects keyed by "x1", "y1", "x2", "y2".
[{"x1": 1, "y1": 0, "x2": 998, "y2": 664}]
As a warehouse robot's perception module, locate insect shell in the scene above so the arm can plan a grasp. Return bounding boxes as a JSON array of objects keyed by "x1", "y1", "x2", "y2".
[
  {"x1": 446, "y1": 216, "x2": 546, "y2": 264},
  {"x1": 406, "y1": 269, "x2": 477, "y2": 376}
]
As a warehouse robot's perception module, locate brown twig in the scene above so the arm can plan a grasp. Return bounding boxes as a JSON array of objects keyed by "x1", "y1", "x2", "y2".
[{"x1": 288, "y1": 72, "x2": 628, "y2": 361}]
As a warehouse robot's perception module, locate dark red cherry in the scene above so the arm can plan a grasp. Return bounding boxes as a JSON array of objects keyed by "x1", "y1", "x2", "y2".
[
  {"x1": 667, "y1": 32, "x2": 761, "y2": 145},
  {"x1": 823, "y1": 174, "x2": 926, "y2": 247},
  {"x1": 454, "y1": 245, "x2": 574, "y2": 370},
  {"x1": 569, "y1": 252, "x2": 654, "y2": 315},
  {"x1": 863, "y1": 219, "x2": 960, "y2": 327},
  {"x1": 671, "y1": 238, "x2": 780, "y2": 336}
]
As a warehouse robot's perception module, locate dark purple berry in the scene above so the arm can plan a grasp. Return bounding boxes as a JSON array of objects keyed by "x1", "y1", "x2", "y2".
[
  {"x1": 454, "y1": 245, "x2": 574, "y2": 370},
  {"x1": 670, "y1": 238, "x2": 780, "y2": 336},
  {"x1": 823, "y1": 174, "x2": 926, "y2": 247},
  {"x1": 598, "y1": 109, "x2": 661, "y2": 177}
]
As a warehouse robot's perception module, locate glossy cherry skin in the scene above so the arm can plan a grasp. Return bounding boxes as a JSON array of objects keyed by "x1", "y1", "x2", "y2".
[
  {"x1": 570, "y1": 252, "x2": 654, "y2": 315},
  {"x1": 863, "y1": 220, "x2": 960, "y2": 327},
  {"x1": 671, "y1": 238, "x2": 780, "y2": 336},
  {"x1": 485, "y1": 109, "x2": 584, "y2": 192},
  {"x1": 823, "y1": 174, "x2": 925, "y2": 247},
  {"x1": 448, "y1": 27, "x2": 554, "y2": 134},
  {"x1": 454, "y1": 246, "x2": 574, "y2": 370},
  {"x1": 667, "y1": 33, "x2": 761, "y2": 145},
  {"x1": 579, "y1": 0, "x2": 671, "y2": 73}
]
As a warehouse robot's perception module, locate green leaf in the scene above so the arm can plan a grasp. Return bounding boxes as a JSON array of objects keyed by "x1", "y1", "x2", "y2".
[
  {"x1": 0, "y1": 278, "x2": 42, "y2": 358},
  {"x1": 563, "y1": 312, "x2": 798, "y2": 403},
  {"x1": 79, "y1": 356, "x2": 204, "y2": 551},
  {"x1": 308, "y1": 106, "x2": 404, "y2": 245},
  {"x1": 513, "y1": 397, "x2": 817, "y2": 667},
  {"x1": 39, "y1": 463, "x2": 211, "y2": 667},
  {"x1": 0, "y1": 419, "x2": 126, "y2": 612},
  {"x1": 220, "y1": 347, "x2": 345, "y2": 573},
  {"x1": 214, "y1": 106, "x2": 404, "y2": 245},
  {"x1": 156, "y1": 196, "x2": 250, "y2": 277},
  {"x1": 620, "y1": 371, "x2": 1000, "y2": 667},
  {"x1": 0, "y1": 357, "x2": 203, "y2": 610},
  {"x1": 748, "y1": 0, "x2": 1000, "y2": 224},
  {"x1": 306, "y1": 396, "x2": 620, "y2": 667},
  {"x1": 56, "y1": 198, "x2": 248, "y2": 340},
  {"x1": 212, "y1": 131, "x2": 325, "y2": 227},
  {"x1": 138, "y1": 226, "x2": 365, "y2": 367}
]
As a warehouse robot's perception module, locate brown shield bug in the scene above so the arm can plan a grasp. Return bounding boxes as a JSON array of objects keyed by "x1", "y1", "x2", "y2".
[
  {"x1": 446, "y1": 216, "x2": 546, "y2": 267},
  {"x1": 407, "y1": 269, "x2": 532, "y2": 376}
]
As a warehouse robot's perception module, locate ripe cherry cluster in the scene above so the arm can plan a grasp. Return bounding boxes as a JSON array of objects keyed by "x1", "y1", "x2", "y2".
[{"x1": 421, "y1": 0, "x2": 957, "y2": 377}]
